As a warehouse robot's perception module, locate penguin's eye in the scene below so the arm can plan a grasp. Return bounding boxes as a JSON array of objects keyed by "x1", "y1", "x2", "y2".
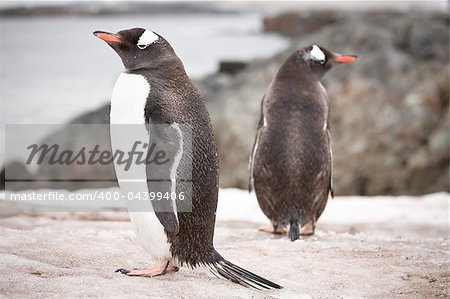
[
  {"x1": 137, "y1": 44, "x2": 149, "y2": 50},
  {"x1": 136, "y1": 30, "x2": 159, "y2": 50}
]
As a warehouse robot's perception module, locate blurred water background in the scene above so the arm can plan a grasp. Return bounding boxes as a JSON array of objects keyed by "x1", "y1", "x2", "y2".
[{"x1": 0, "y1": 9, "x2": 288, "y2": 165}]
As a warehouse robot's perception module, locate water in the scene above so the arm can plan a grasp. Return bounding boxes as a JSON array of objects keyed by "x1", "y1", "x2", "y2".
[{"x1": 0, "y1": 14, "x2": 288, "y2": 165}]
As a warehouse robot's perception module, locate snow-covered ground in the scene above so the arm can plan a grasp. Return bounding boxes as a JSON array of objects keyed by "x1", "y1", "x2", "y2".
[
  {"x1": 218, "y1": 189, "x2": 448, "y2": 227},
  {"x1": 0, "y1": 189, "x2": 448, "y2": 298}
]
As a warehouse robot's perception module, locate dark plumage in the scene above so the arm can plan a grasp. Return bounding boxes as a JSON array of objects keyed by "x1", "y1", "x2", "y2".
[
  {"x1": 249, "y1": 45, "x2": 356, "y2": 241},
  {"x1": 95, "y1": 28, "x2": 281, "y2": 289}
]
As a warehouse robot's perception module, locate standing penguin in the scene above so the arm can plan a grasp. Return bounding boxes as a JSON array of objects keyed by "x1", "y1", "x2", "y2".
[
  {"x1": 94, "y1": 28, "x2": 281, "y2": 289},
  {"x1": 249, "y1": 45, "x2": 356, "y2": 241}
]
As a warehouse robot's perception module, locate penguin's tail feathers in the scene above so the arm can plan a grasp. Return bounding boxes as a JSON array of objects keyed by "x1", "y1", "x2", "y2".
[
  {"x1": 203, "y1": 249, "x2": 282, "y2": 290},
  {"x1": 286, "y1": 210, "x2": 301, "y2": 241},
  {"x1": 288, "y1": 219, "x2": 300, "y2": 241}
]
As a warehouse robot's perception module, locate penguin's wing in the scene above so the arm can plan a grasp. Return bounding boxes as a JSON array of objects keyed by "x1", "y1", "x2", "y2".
[
  {"x1": 325, "y1": 123, "x2": 334, "y2": 199},
  {"x1": 320, "y1": 83, "x2": 334, "y2": 199},
  {"x1": 146, "y1": 123, "x2": 181, "y2": 234},
  {"x1": 248, "y1": 94, "x2": 266, "y2": 192}
]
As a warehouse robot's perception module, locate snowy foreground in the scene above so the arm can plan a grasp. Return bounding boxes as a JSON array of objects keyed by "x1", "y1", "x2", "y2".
[{"x1": 0, "y1": 189, "x2": 448, "y2": 298}]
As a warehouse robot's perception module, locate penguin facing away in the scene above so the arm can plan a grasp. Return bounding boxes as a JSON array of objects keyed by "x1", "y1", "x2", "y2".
[
  {"x1": 94, "y1": 28, "x2": 281, "y2": 289},
  {"x1": 249, "y1": 45, "x2": 357, "y2": 241}
]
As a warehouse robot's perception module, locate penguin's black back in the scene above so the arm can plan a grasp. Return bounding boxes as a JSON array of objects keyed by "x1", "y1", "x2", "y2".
[
  {"x1": 252, "y1": 53, "x2": 332, "y2": 238},
  {"x1": 137, "y1": 62, "x2": 281, "y2": 289},
  {"x1": 135, "y1": 62, "x2": 218, "y2": 265}
]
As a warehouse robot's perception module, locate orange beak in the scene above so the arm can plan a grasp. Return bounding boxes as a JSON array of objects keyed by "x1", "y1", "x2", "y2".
[
  {"x1": 334, "y1": 55, "x2": 358, "y2": 63},
  {"x1": 93, "y1": 31, "x2": 123, "y2": 43}
]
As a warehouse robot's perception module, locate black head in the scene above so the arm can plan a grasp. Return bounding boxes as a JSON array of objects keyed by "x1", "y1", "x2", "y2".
[
  {"x1": 289, "y1": 44, "x2": 357, "y2": 81},
  {"x1": 93, "y1": 28, "x2": 177, "y2": 71}
]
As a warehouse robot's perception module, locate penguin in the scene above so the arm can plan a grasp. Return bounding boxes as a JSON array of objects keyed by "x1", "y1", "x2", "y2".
[
  {"x1": 94, "y1": 28, "x2": 281, "y2": 289},
  {"x1": 249, "y1": 44, "x2": 357, "y2": 241}
]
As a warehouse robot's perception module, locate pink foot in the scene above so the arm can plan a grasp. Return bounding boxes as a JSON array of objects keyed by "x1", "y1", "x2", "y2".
[
  {"x1": 116, "y1": 258, "x2": 179, "y2": 277},
  {"x1": 299, "y1": 221, "x2": 315, "y2": 236},
  {"x1": 258, "y1": 224, "x2": 287, "y2": 235}
]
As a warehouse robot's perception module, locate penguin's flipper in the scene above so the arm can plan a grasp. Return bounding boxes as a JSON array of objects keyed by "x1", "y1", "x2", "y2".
[
  {"x1": 154, "y1": 211, "x2": 179, "y2": 234},
  {"x1": 249, "y1": 94, "x2": 266, "y2": 193},
  {"x1": 325, "y1": 124, "x2": 334, "y2": 199},
  {"x1": 146, "y1": 173, "x2": 180, "y2": 234},
  {"x1": 146, "y1": 123, "x2": 183, "y2": 234}
]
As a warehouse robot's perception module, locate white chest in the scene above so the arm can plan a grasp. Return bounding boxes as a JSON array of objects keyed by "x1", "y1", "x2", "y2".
[
  {"x1": 110, "y1": 72, "x2": 149, "y2": 125},
  {"x1": 109, "y1": 72, "x2": 171, "y2": 259}
]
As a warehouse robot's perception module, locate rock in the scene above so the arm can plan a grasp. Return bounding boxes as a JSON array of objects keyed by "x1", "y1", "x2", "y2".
[
  {"x1": 2, "y1": 105, "x2": 115, "y2": 191},
  {"x1": 393, "y1": 14, "x2": 449, "y2": 59},
  {"x1": 218, "y1": 60, "x2": 248, "y2": 75},
  {"x1": 0, "y1": 161, "x2": 30, "y2": 190},
  {"x1": 263, "y1": 11, "x2": 342, "y2": 37}
]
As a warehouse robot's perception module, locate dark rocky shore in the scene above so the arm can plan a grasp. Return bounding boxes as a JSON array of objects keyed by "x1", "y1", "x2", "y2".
[{"x1": 2, "y1": 11, "x2": 449, "y2": 195}]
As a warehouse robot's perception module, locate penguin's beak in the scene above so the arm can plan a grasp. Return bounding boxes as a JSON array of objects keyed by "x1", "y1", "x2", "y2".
[
  {"x1": 93, "y1": 31, "x2": 123, "y2": 44},
  {"x1": 334, "y1": 54, "x2": 358, "y2": 63}
]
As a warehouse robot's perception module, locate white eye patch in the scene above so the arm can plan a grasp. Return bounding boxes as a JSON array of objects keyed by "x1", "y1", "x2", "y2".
[
  {"x1": 310, "y1": 44, "x2": 326, "y2": 61},
  {"x1": 137, "y1": 30, "x2": 159, "y2": 49}
]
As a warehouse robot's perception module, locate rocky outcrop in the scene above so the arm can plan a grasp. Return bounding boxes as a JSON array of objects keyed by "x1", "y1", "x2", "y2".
[
  {"x1": 263, "y1": 11, "x2": 343, "y2": 37},
  {"x1": 2, "y1": 106, "x2": 114, "y2": 191}
]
